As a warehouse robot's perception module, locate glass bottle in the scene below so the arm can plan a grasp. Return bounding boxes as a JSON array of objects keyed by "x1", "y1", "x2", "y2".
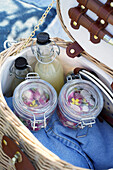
[
  {"x1": 10, "y1": 57, "x2": 32, "y2": 95},
  {"x1": 31, "y1": 32, "x2": 64, "y2": 94}
]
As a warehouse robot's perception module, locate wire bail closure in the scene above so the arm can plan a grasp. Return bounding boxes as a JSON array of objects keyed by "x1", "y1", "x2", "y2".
[
  {"x1": 9, "y1": 63, "x2": 32, "y2": 78},
  {"x1": 30, "y1": 110, "x2": 48, "y2": 130},
  {"x1": 25, "y1": 73, "x2": 50, "y2": 130},
  {"x1": 66, "y1": 72, "x2": 82, "y2": 83},
  {"x1": 31, "y1": 39, "x2": 60, "y2": 65},
  {"x1": 25, "y1": 72, "x2": 40, "y2": 80}
]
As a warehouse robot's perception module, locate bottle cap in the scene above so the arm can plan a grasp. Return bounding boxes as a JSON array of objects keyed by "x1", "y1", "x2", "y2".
[
  {"x1": 15, "y1": 57, "x2": 28, "y2": 70},
  {"x1": 37, "y1": 32, "x2": 51, "y2": 45}
]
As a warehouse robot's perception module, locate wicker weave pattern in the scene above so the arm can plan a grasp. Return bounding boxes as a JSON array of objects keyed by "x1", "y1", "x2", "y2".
[
  {"x1": 0, "y1": 38, "x2": 87, "y2": 169},
  {"x1": 0, "y1": 37, "x2": 112, "y2": 169},
  {"x1": 0, "y1": 0, "x2": 113, "y2": 168},
  {"x1": 1, "y1": 38, "x2": 113, "y2": 77},
  {"x1": 0, "y1": 91, "x2": 81, "y2": 169}
]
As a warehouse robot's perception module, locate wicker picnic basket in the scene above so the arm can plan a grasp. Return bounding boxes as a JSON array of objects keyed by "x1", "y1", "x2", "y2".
[{"x1": 0, "y1": 0, "x2": 113, "y2": 169}]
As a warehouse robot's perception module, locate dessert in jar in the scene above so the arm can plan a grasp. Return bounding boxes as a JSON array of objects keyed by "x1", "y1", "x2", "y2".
[
  {"x1": 31, "y1": 32, "x2": 64, "y2": 94},
  {"x1": 13, "y1": 76, "x2": 57, "y2": 131},
  {"x1": 58, "y1": 79, "x2": 103, "y2": 129}
]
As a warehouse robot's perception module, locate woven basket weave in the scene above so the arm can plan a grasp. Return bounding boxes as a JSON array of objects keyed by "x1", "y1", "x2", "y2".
[
  {"x1": 0, "y1": 38, "x2": 89, "y2": 170},
  {"x1": 0, "y1": 1, "x2": 113, "y2": 169}
]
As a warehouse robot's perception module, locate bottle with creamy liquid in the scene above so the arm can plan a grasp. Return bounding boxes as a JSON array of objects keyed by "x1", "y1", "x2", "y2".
[{"x1": 32, "y1": 32, "x2": 64, "y2": 94}]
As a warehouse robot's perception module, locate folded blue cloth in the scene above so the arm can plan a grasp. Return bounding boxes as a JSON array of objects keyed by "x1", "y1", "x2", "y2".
[
  {"x1": 20, "y1": 0, "x2": 56, "y2": 7},
  {"x1": 0, "y1": 0, "x2": 56, "y2": 52},
  {"x1": 46, "y1": 112, "x2": 113, "y2": 170},
  {"x1": 5, "y1": 97, "x2": 113, "y2": 169},
  {"x1": 36, "y1": 112, "x2": 93, "y2": 169}
]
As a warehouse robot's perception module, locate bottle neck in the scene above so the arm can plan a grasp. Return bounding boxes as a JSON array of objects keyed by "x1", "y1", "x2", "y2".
[
  {"x1": 15, "y1": 68, "x2": 29, "y2": 79},
  {"x1": 36, "y1": 43, "x2": 54, "y2": 63}
]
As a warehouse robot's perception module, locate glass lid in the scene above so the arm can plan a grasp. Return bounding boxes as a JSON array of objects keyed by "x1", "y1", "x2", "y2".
[
  {"x1": 13, "y1": 79, "x2": 57, "y2": 117},
  {"x1": 21, "y1": 84, "x2": 50, "y2": 110},
  {"x1": 59, "y1": 80, "x2": 103, "y2": 121}
]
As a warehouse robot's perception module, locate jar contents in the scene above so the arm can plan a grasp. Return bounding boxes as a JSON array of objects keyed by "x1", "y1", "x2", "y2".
[
  {"x1": 13, "y1": 79, "x2": 57, "y2": 131},
  {"x1": 22, "y1": 88, "x2": 50, "y2": 107},
  {"x1": 10, "y1": 57, "x2": 32, "y2": 96},
  {"x1": 58, "y1": 80, "x2": 103, "y2": 129},
  {"x1": 67, "y1": 89, "x2": 95, "y2": 112},
  {"x1": 32, "y1": 32, "x2": 64, "y2": 94}
]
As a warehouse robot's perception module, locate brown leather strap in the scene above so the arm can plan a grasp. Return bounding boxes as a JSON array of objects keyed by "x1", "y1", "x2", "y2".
[
  {"x1": 68, "y1": 5, "x2": 87, "y2": 29},
  {"x1": 77, "y1": 0, "x2": 113, "y2": 25},
  {"x1": 69, "y1": 0, "x2": 113, "y2": 44},
  {"x1": 89, "y1": 21, "x2": 101, "y2": 36},
  {"x1": 100, "y1": 112, "x2": 113, "y2": 126},
  {"x1": 77, "y1": 0, "x2": 88, "y2": 6},
  {"x1": 111, "y1": 82, "x2": 113, "y2": 90},
  {"x1": 69, "y1": 4, "x2": 110, "y2": 44},
  {"x1": 2, "y1": 136, "x2": 35, "y2": 170},
  {"x1": 73, "y1": 67, "x2": 83, "y2": 75},
  {"x1": 66, "y1": 41, "x2": 84, "y2": 58},
  {"x1": 105, "y1": 0, "x2": 113, "y2": 25},
  {"x1": 98, "y1": 3, "x2": 113, "y2": 22},
  {"x1": 89, "y1": 18, "x2": 108, "y2": 43},
  {"x1": 69, "y1": 7, "x2": 106, "y2": 38}
]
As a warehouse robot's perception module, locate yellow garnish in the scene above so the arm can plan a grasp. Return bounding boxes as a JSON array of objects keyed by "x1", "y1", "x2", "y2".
[
  {"x1": 71, "y1": 98, "x2": 80, "y2": 106},
  {"x1": 30, "y1": 100, "x2": 38, "y2": 107}
]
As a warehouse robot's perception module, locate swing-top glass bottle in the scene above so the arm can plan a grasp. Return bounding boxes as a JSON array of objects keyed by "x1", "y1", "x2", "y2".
[
  {"x1": 32, "y1": 32, "x2": 64, "y2": 94},
  {"x1": 10, "y1": 57, "x2": 32, "y2": 95}
]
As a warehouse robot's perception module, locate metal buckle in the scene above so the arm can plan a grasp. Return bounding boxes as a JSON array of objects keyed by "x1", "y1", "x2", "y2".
[
  {"x1": 77, "y1": 118, "x2": 96, "y2": 130},
  {"x1": 76, "y1": 118, "x2": 96, "y2": 138},
  {"x1": 12, "y1": 151, "x2": 22, "y2": 165}
]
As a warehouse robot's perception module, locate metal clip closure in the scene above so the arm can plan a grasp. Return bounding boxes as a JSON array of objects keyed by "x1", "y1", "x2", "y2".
[
  {"x1": 76, "y1": 118, "x2": 96, "y2": 138},
  {"x1": 12, "y1": 151, "x2": 22, "y2": 165},
  {"x1": 81, "y1": 118, "x2": 96, "y2": 128},
  {"x1": 25, "y1": 72, "x2": 40, "y2": 79},
  {"x1": 66, "y1": 72, "x2": 82, "y2": 83}
]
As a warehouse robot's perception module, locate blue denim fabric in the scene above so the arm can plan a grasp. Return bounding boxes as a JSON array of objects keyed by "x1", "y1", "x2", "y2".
[
  {"x1": 45, "y1": 112, "x2": 113, "y2": 170},
  {"x1": 5, "y1": 97, "x2": 113, "y2": 169},
  {"x1": 34, "y1": 113, "x2": 93, "y2": 169}
]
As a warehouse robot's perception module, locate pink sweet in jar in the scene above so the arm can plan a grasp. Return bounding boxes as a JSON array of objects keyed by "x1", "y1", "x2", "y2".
[
  {"x1": 13, "y1": 79, "x2": 57, "y2": 131},
  {"x1": 58, "y1": 79, "x2": 103, "y2": 129}
]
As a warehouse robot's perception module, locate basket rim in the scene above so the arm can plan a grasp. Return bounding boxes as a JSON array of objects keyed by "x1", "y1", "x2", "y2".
[
  {"x1": 0, "y1": 37, "x2": 112, "y2": 170},
  {"x1": 0, "y1": 39, "x2": 87, "y2": 170}
]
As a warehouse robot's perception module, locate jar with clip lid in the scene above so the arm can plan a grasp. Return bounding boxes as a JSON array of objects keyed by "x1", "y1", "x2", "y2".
[
  {"x1": 13, "y1": 73, "x2": 57, "y2": 131},
  {"x1": 31, "y1": 32, "x2": 64, "y2": 94},
  {"x1": 57, "y1": 74, "x2": 104, "y2": 129}
]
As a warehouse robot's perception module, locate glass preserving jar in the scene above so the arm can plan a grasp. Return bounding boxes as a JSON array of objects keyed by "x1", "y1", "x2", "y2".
[
  {"x1": 13, "y1": 75, "x2": 57, "y2": 131},
  {"x1": 58, "y1": 79, "x2": 103, "y2": 129}
]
